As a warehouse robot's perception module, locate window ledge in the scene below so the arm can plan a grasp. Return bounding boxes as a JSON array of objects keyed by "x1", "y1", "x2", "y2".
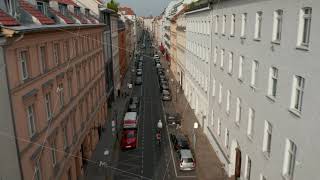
[
  {"x1": 271, "y1": 40, "x2": 280, "y2": 45},
  {"x1": 266, "y1": 95, "x2": 276, "y2": 102},
  {"x1": 240, "y1": 36, "x2": 246, "y2": 39},
  {"x1": 296, "y1": 45, "x2": 309, "y2": 51},
  {"x1": 238, "y1": 78, "x2": 243, "y2": 83},
  {"x1": 215, "y1": 32, "x2": 218, "y2": 35},
  {"x1": 227, "y1": 72, "x2": 232, "y2": 76},
  {"x1": 222, "y1": 34, "x2": 226, "y2": 36},
  {"x1": 247, "y1": 134, "x2": 253, "y2": 142},
  {"x1": 220, "y1": 67, "x2": 224, "y2": 71},
  {"x1": 262, "y1": 151, "x2": 271, "y2": 160},
  {"x1": 288, "y1": 108, "x2": 301, "y2": 118},
  {"x1": 250, "y1": 85, "x2": 257, "y2": 92},
  {"x1": 230, "y1": 34, "x2": 235, "y2": 37},
  {"x1": 253, "y1": 38, "x2": 261, "y2": 42},
  {"x1": 234, "y1": 121, "x2": 240, "y2": 127}
]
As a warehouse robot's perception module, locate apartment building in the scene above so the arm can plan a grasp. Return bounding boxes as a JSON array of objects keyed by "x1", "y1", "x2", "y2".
[
  {"x1": 170, "y1": 16, "x2": 178, "y2": 80},
  {"x1": 0, "y1": 0, "x2": 107, "y2": 179},
  {"x1": 185, "y1": 1, "x2": 211, "y2": 128},
  {"x1": 205, "y1": 0, "x2": 320, "y2": 180},
  {"x1": 110, "y1": 13, "x2": 120, "y2": 96},
  {"x1": 118, "y1": 19, "x2": 126, "y2": 83},
  {"x1": 176, "y1": 9, "x2": 186, "y2": 89}
]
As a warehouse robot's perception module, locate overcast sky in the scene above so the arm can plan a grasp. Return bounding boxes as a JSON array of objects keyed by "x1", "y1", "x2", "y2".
[{"x1": 114, "y1": 0, "x2": 171, "y2": 16}]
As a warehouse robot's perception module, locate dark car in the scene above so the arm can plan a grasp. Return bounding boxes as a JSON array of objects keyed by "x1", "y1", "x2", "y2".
[
  {"x1": 136, "y1": 70, "x2": 142, "y2": 76},
  {"x1": 162, "y1": 90, "x2": 172, "y2": 101},
  {"x1": 166, "y1": 113, "x2": 181, "y2": 125},
  {"x1": 121, "y1": 130, "x2": 137, "y2": 150},
  {"x1": 170, "y1": 134, "x2": 190, "y2": 151},
  {"x1": 135, "y1": 77, "x2": 143, "y2": 85},
  {"x1": 130, "y1": 96, "x2": 140, "y2": 106},
  {"x1": 160, "y1": 84, "x2": 170, "y2": 92}
]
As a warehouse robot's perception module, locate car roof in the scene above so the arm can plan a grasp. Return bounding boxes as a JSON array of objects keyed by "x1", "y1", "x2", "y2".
[
  {"x1": 124, "y1": 112, "x2": 137, "y2": 120},
  {"x1": 180, "y1": 149, "x2": 193, "y2": 158}
]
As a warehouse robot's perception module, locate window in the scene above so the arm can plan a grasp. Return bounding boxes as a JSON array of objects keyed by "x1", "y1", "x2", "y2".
[
  {"x1": 213, "y1": 47, "x2": 217, "y2": 65},
  {"x1": 58, "y1": 3, "x2": 67, "y2": 15},
  {"x1": 268, "y1": 67, "x2": 278, "y2": 98},
  {"x1": 262, "y1": 121, "x2": 272, "y2": 156},
  {"x1": 27, "y1": 105, "x2": 36, "y2": 137},
  {"x1": 58, "y1": 83, "x2": 64, "y2": 108},
  {"x1": 273, "y1": 10, "x2": 283, "y2": 42},
  {"x1": 19, "y1": 50, "x2": 29, "y2": 80},
  {"x1": 282, "y1": 139, "x2": 297, "y2": 179},
  {"x1": 217, "y1": 118, "x2": 221, "y2": 136},
  {"x1": 37, "y1": 1, "x2": 48, "y2": 16},
  {"x1": 238, "y1": 56, "x2": 244, "y2": 80},
  {"x1": 74, "y1": 6, "x2": 81, "y2": 15},
  {"x1": 63, "y1": 126, "x2": 68, "y2": 149},
  {"x1": 64, "y1": 40, "x2": 70, "y2": 60},
  {"x1": 4, "y1": 0, "x2": 14, "y2": 16},
  {"x1": 219, "y1": 83, "x2": 223, "y2": 104},
  {"x1": 228, "y1": 52, "x2": 233, "y2": 74},
  {"x1": 39, "y1": 46, "x2": 47, "y2": 73},
  {"x1": 215, "y1": 15, "x2": 219, "y2": 33},
  {"x1": 230, "y1": 14, "x2": 235, "y2": 36},
  {"x1": 241, "y1": 13, "x2": 247, "y2": 37},
  {"x1": 247, "y1": 108, "x2": 255, "y2": 138},
  {"x1": 220, "y1": 49, "x2": 224, "y2": 69},
  {"x1": 226, "y1": 90, "x2": 231, "y2": 113},
  {"x1": 34, "y1": 160, "x2": 42, "y2": 180},
  {"x1": 53, "y1": 43, "x2": 60, "y2": 65},
  {"x1": 298, "y1": 7, "x2": 312, "y2": 47},
  {"x1": 67, "y1": 77, "x2": 72, "y2": 100},
  {"x1": 255, "y1": 12, "x2": 263, "y2": 39},
  {"x1": 45, "y1": 93, "x2": 52, "y2": 120},
  {"x1": 212, "y1": 77, "x2": 216, "y2": 97},
  {"x1": 51, "y1": 141, "x2": 57, "y2": 166},
  {"x1": 235, "y1": 97, "x2": 241, "y2": 124},
  {"x1": 224, "y1": 128, "x2": 229, "y2": 148},
  {"x1": 222, "y1": 15, "x2": 226, "y2": 35},
  {"x1": 245, "y1": 155, "x2": 252, "y2": 180},
  {"x1": 290, "y1": 76, "x2": 305, "y2": 112},
  {"x1": 251, "y1": 60, "x2": 259, "y2": 87}
]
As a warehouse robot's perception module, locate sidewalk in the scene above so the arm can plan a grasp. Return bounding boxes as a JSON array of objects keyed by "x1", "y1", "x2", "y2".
[
  {"x1": 85, "y1": 59, "x2": 134, "y2": 179},
  {"x1": 160, "y1": 54, "x2": 228, "y2": 180}
]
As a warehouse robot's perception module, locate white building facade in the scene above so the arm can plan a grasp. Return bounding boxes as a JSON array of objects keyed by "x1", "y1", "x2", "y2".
[
  {"x1": 185, "y1": 6, "x2": 211, "y2": 128},
  {"x1": 205, "y1": 0, "x2": 320, "y2": 180}
]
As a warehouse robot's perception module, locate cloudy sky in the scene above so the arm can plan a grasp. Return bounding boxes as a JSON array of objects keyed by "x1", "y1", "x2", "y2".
[{"x1": 114, "y1": 0, "x2": 171, "y2": 16}]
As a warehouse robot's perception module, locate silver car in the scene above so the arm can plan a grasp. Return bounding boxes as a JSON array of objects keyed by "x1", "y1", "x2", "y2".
[
  {"x1": 162, "y1": 90, "x2": 172, "y2": 101},
  {"x1": 179, "y1": 149, "x2": 195, "y2": 171}
]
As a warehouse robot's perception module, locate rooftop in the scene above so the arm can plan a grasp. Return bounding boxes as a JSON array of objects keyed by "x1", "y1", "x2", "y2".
[
  {"x1": 119, "y1": 7, "x2": 135, "y2": 16},
  {"x1": 0, "y1": 9, "x2": 19, "y2": 26}
]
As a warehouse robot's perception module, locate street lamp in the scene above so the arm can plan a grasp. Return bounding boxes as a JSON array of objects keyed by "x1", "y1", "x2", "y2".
[{"x1": 193, "y1": 122, "x2": 199, "y2": 151}]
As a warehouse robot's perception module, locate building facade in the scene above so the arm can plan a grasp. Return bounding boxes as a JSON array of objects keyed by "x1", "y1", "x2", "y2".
[
  {"x1": 176, "y1": 10, "x2": 186, "y2": 90},
  {"x1": 118, "y1": 19, "x2": 126, "y2": 83},
  {"x1": 0, "y1": 0, "x2": 108, "y2": 179},
  {"x1": 185, "y1": 3, "x2": 211, "y2": 129},
  {"x1": 170, "y1": 16, "x2": 178, "y2": 81},
  {"x1": 110, "y1": 13, "x2": 120, "y2": 96},
  {"x1": 205, "y1": 0, "x2": 320, "y2": 180}
]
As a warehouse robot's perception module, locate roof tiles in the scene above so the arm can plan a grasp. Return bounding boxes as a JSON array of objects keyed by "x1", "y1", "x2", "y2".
[
  {"x1": 0, "y1": 9, "x2": 19, "y2": 26},
  {"x1": 49, "y1": 8, "x2": 74, "y2": 24},
  {"x1": 20, "y1": 0, "x2": 55, "y2": 25}
]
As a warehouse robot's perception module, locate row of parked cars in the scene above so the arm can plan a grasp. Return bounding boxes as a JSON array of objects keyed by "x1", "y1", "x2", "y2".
[
  {"x1": 133, "y1": 55, "x2": 143, "y2": 85},
  {"x1": 154, "y1": 55, "x2": 172, "y2": 101},
  {"x1": 120, "y1": 96, "x2": 140, "y2": 150}
]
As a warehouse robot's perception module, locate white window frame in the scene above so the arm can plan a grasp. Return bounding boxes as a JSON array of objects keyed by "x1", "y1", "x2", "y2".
[
  {"x1": 251, "y1": 60, "x2": 259, "y2": 87},
  {"x1": 220, "y1": 49, "x2": 224, "y2": 69},
  {"x1": 45, "y1": 93, "x2": 52, "y2": 120},
  {"x1": 219, "y1": 83, "x2": 223, "y2": 104},
  {"x1": 213, "y1": 47, "x2": 217, "y2": 65},
  {"x1": 244, "y1": 155, "x2": 252, "y2": 180},
  {"x1": 268, "y1": 67, "x2": 278, "y2": 98},
  {"x1": 228, "y1": 52, "x2": 233, "y2": 74},
  {"x1": 260, "y1": 174, "x2": 266, "y2": 180},
  {"x1": 217, "y1": 118, "x2": 221, "y2": 136},
  {"x1": 297, "y1": 7, "x2": 312, "y2": 47},
  {"x1": 19, "y1": 50, "x2": 29, "y2": 80},
  {"x1": 238, "y1": 56, "x2": 244, "y2": 80},
  {"x1": 27, "y1": 105, "x2": 36, "y2": 137},
  {"x1": 247, "y1": 107, "x2": 255, "y2": 138},
  {"x1": 290, "y1": 75, "x2": 305, "y2": 113},
  {"x1": 222, "y1": 15, "x2": 226, "y2": 35},
  {"x1": 235, "y1": 97, "x2": 241, "y2": 124},
  {"x1": 39, "y1": 46, "x2": 47, "y2": 73},
  {"x1": 224, "y1": 128, "x2": 229, "y2": 148},
  {"x1": 226, "y1": 89, "x2": 231, "y2": 113},
  {"x1": 53, "y1": 43, "x2": 59, "y2": 65},
  {"x1": 273, "y1": 9, "x2": 283, "y2": 42},
  {"x1": 212, "y1": 77, "x2": 216, "y2": 97},
  {"x1": 241, "y1": 13, "x2": 247, "y2": 37},
  {"x1": 255, "y1": 11, "x2": 263, "y2": 39},
  {"x1": 282, "y1": 139, "x2": 297, "y2": 179},
  {"x1": 230, "y1": 14, "x2": 235, "y2": 36},
  {"x1": 262, "y1": 120, "x2": 272, "y2": 156}
]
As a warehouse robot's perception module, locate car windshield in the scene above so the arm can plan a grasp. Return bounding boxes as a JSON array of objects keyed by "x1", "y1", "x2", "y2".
[
  {"x1": 127, "y1": 132, "x2": 135, "y2": 138},
  {"x1": 183, "y1": 158, "x2": 194, "y2": 163}
]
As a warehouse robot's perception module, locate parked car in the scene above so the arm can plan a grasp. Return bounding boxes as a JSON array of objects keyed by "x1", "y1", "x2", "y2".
[
  {"x1": 130, "y1": 96, "x2": 140, "y2": 106},
  {"x1": 178, "y1": 149, "x2": 195, "y2": 171},
  {"x1": 128, "y1": 103, "x2": 138, "y2": 112},
  {"x1": 170, "y1": 133, "x2": 190, "y2": 151},
  {"x1": 136, "y1": 70, "x2": 142, "y2": 76},
  {"x1": 162, "y1": 90, "x2": 172, "y2": 101},
  {"x1": 123, "y1": 112, "x2": 138, "y2": 129},
  {"x1": 153, "y1": 54, "x2": 159, "y2": 59},
  {"x1": 156, "y1": 63, "x2": 161, "y2": 68},
  {"x1": 135, "y1": 76, "x2": 143, "y2": 85},
  {"x1": 166, "y1": 113, "x2": 181, "y2": 125},
  {"x1": 160, "y1": 84, "x2": 169, "y2": 92},
  {"x1": 121, "y1": 129, "x2": 137, "y2": 150}
]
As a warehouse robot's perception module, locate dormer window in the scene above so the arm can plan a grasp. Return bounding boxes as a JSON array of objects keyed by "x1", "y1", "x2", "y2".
[
  {"x1": 74, "y1": 7, "x2": 81, "y2": 16},
  {"x1": 59, "y1": 3, "x2": 68, "y2": 16},
  {"x1": 37, "y1": 1, "x2": 49, "y2": 16},
  {"x1": 4, "y1": 0, "x2": 14, "y2": 16}
]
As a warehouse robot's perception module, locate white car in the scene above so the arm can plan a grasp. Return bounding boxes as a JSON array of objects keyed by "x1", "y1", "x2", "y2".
[
  {"x1": 154, "y1": 54, "x2": 159, "y2": 59},
  {"x1": 179, "y1": 149, "x2": 195, "y2": 171}
]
